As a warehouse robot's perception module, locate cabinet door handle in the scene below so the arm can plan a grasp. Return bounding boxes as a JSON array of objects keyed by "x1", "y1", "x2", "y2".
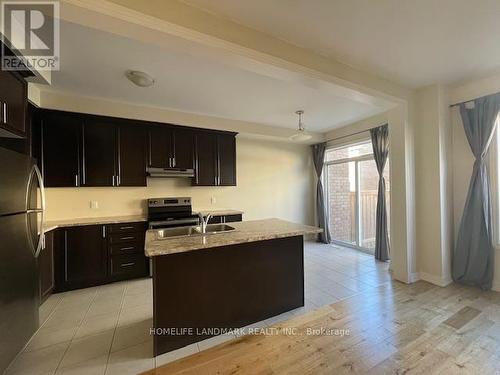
[
  {"x1": 102, "y1": 226, "x2": 106, "y2": 238},
  {"x1": 75, "y1": 174, "x2": 79, "y2": 187},
  {"x1": 64, "y1": 231, "x2": 69, "y2": 281},
  {"x1": 112, "y1": 175, "x2": 115, "y2": 186},
  {"x1": 120, "y1": 246, "x2": 135, "y2": 251},
  {"x1": 2, "y1": 102, "x2": 7, "y2": 124},
  {"x1": 120, "y1": 236, "x2": 135, "y2": 240},
  {"x1": 120, "y1": 226, "x2": 135, "y2": 230},
  {"x1": 120, "y1": 262, "x2": 135, "y2": 267},
  {"x1": 172, "y1": 157, "x2": 176, "y2": 167}
]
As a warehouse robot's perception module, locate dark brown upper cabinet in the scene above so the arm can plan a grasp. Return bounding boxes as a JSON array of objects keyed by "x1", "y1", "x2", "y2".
[
  {"x1": 39, "y1": 111, "x2": 81, "y2": 187},
  {"x1": 34, "y1": 109, "x2": 236, "y2": 187},
  {"x1": 148, "y1": 126, "x2": 194, "y2": 170},
  {"x1": 82, "y1": 119, "x2": 117, "y2": 187},
  {"x1": 193, "y1": 131, "x2": 237, "y2": 186},
  {"x1": 148, "y1": 125, "x2": 173, "y2": 168},
  {"x1": 217, "y1": 133, "x2": 237, "y2": 186},
  {"x1": 117, "y1": 123, "x2": 147, "y2": 186},
  {"x1": 173, "y1": 128, "x2": 194, "y2": 169},
  {"x1": 0, "y1": 70, "x2": 27, "y2": 138},
  {"x1": 193, "y1": 131, "x2": 218, "y2": 186},
  {"x1": 36, "y1": 110, "x2": 148, "y2": 187}
]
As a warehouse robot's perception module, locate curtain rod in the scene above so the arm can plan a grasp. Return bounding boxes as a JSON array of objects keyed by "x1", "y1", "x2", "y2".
[
  {"x1": 449, "y1": 91, "x2": 500, "y2": 108},
  {"x1": 325, "y1": 123, "x2": 387, "y2": 143}
]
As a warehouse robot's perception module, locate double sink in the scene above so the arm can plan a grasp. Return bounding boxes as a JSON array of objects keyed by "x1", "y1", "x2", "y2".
[{"x1": 156, "y1": 224, "x2": 236, "y2": 240}]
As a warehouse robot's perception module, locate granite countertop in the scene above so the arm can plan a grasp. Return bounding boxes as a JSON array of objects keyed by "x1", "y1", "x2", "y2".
[
  {"x1": 195, "y1": 209, "x2": 244, "y2": 217},
  {"x1": 145, "y1": 218, "x2": 322, "y2": 257},
  {"x1": 43, "y1": 215, "x2": 147, "y2": 232},
  {"x1": 42, "y1": 209, "x2": 244, "y2": 233}
]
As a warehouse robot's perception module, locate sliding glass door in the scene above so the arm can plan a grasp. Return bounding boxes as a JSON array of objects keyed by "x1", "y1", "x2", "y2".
[{"x1": 324, "y1": 140, "x2": 390, "y2": 253}]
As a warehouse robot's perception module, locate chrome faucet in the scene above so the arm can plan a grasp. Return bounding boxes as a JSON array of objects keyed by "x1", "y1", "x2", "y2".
[{"x1": 198, "y1": 212, "x2": 212, "y2": 234}]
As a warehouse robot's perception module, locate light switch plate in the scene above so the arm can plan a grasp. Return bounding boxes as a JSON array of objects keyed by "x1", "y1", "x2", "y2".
[
  {"x1": 90, "y1": 200, "x2": 99, "y2": 209},
  {"x1": 210, "y1": 197, "x2": 216, "y2": 205}
]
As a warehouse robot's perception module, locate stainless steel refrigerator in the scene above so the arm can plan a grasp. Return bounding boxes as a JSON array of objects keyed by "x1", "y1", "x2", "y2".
[{"x1": 0, "y1": 146, "x2": 45, "y2": 373}]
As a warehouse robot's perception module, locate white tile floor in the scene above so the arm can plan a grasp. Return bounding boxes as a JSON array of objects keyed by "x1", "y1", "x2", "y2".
[{"x1": 5, "y1": 241, "x2": 390, "y2": 375}]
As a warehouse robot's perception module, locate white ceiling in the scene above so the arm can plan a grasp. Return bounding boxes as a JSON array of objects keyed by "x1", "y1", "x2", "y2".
[
  {"x1": 183, "y1": 0, "x2": 500, "y2": 88},
  {"x1": 50, "y1": 21, "x2": 391, "y2": 133}
]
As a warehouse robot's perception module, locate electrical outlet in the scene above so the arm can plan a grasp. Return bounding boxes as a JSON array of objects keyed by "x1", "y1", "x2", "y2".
[
  {"x1": 90, "y1": 200, "x2": 99, "y2": 209},
  {"x1": 210, "y1": 197, "x2": 216, "y2": 205}
]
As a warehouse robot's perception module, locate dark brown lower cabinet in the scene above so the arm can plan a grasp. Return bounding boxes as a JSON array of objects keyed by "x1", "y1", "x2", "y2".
[
  {"x1": 110, "y1": 253, "x2": 148, "y2": 281},
  {"x1": 55, "y1": 225, "x2": 108, "y2": 291},
  {"x1": 208, "y1": 214, "x2": 242, "y2": 224},
  {"x1": 152, "y1": 236, "x2": 304, "y2": 355},
  {"x1": 39, "y1": 230, "x2": 55, "y2": 304},
  {"x1": 207, "y1": 215, "x2": 223, "y2": 224},
  {"x1": 54, "y1": 221, "x2": 148, "y2": 292},
  {"x1": 108, "y1": 222, "x2": 148, "y2": 282},
  {"x1": 224, "y1": 214, "x2": 242, "y2": 223}
]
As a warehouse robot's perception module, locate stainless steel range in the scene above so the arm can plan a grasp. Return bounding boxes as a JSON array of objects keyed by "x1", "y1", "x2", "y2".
[{"x1": 147, "y1": 197, "x2": 200, "y2": 230}]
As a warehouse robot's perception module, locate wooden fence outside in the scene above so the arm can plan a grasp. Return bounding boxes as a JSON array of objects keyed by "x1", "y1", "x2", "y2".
[{"x1": 350, "y1": 190, "x2": 390, "y2": 249}]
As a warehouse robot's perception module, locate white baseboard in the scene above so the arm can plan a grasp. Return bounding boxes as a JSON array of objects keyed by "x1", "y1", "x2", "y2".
[
  {"x1": 492, "y1": 281, "x2": 500, "y2": 292},
  {"x1": 419, "y1": 272, "x2": 453, "y2": 287},
  {"x1": 408, "y1": 272, "x2": 420, "y2": 283}
]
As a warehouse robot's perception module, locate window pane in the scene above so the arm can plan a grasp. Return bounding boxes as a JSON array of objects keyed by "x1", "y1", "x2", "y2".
[
  {"x1": 325, "y1": 140, "x2": 373, "y2": 162},
  {"x1": 327, "y1": 162, "x2": 356, "y2": 245}
]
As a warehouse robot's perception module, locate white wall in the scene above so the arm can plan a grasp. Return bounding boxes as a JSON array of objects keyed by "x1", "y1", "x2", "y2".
[
  {"x1": 44, "y1": 136, "x2": 315, "y2": 225},
  {"x1": 413, "y1": 84, "x2": 453, "y2": 286},
  {"x1": 324, "y1": 105, "x2": 417, "y2": 284}
]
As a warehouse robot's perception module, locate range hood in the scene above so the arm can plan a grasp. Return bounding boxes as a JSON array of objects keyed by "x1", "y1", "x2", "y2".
[{"x1": 147, "y1": 167, "x2": 195, "y2": 178}]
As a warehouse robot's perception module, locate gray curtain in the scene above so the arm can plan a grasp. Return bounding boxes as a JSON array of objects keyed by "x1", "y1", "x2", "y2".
[
  {"x1": 370, "y1": 124, "x2": 390, "y2": 261},
  {"x1": 453, "y1": 93, "x2": 500, "y2": 290},
  {"x1": 312, "y1": 143, "x2": 331, "y2": 243}
]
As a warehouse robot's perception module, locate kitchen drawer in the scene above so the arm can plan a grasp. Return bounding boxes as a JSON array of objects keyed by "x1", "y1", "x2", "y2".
[
  {"x1": 207, "y1": 215, "x2": 223, "y2": 224},
  {"x1": 110, "y1": 241, "x2": 144, "y2": 255},
  {"x1": 107, "y1": 221, "x2": 146, "y2": 234},
  {"x1": 108, "y1": 232, "x2": 145, "y2": 244},
  {"x1": 224, "y1": 214, "x2": 242, "y2": 223},
  {"x1": 110, "y1": 253, "x2": 148, "y2": 279}
]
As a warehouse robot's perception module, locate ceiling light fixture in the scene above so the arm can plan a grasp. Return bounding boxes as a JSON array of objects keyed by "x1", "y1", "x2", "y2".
[
  {"x1": 290, "y1": 110, "x2": 312, "y2": 142},
  {"x1": 125, "y1": 70, "x2": 155, "y2": 87}
]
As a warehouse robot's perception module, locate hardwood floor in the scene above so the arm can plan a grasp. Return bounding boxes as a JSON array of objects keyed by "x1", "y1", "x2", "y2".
[{"x1": 145, "y1": 280, "x2": 500, "y2": 374}]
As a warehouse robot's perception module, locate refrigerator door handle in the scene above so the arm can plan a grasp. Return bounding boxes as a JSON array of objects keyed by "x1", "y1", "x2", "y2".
[{"x1": 26, "y1": 164, "x2": 46, "y2": 258}]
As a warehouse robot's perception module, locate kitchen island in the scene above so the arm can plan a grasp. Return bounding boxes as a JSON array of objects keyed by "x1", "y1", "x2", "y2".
[{"x1": 145, "y1": 218, "x2": 321, "y2": 355}]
